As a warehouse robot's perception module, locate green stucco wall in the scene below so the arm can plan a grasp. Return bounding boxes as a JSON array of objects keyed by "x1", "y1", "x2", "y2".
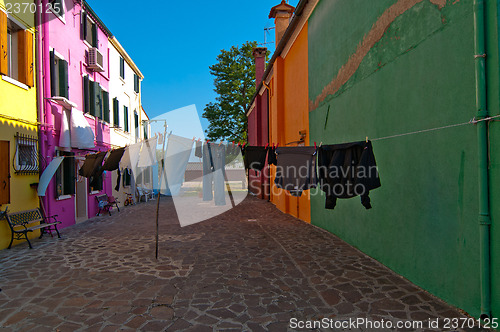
[{"x1": 308, "y1": 0, "x2": 500, "y2": 318}]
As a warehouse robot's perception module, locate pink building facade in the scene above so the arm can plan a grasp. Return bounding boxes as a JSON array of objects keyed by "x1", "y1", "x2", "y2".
[{"x1": 39, "y1": 0, "x2": 113, "y2": 227}]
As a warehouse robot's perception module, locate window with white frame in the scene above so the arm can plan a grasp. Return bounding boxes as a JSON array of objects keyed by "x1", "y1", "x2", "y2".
[
  {"x1": 55, "y1": 150, "x2": 75, "y2": 198},
  {"x1": 81, "y1": 10, "x2": 98, "y2": 48},
  {"x1": 50, "y1": 50, "x2": 69, "y2": 98}
]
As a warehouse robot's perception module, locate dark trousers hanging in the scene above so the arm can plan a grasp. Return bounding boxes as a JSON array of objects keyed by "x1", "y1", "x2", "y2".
[{"x1": 202, "y1": 143, "x2": 226, "y2": 206}]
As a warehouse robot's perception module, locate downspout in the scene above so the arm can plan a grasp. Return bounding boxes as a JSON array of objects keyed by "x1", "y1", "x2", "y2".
[
  {"x1": 35, "y1": 0, "x2": 48, "y2": 213},
  {"x1": 473, "y1": 0, "x2": 491, "y2": 320}
]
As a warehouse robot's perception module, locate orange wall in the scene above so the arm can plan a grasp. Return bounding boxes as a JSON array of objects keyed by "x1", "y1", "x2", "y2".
[{"x1": 269, "y1": 22, "x2": 311, "y2": 222}]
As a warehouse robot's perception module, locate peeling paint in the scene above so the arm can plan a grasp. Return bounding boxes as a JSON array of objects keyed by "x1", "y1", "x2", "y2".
[
  {"x1": 429, "y1": 0, "x2": 447, "y2": 9},
  {"x1": 309, "y1": 0, "x2": 458, "y2": 112}
]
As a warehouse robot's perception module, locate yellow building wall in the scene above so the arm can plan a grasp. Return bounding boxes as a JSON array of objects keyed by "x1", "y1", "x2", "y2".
[
  {"x1": 0, "y1": 3, "x2": 39, "y2": 249},
  {"x1": 270, "y1": 23, "x2": 311, "y2": 222}
]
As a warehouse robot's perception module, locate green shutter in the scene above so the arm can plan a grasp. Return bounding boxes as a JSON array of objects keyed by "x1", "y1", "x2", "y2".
[
  {"x1": 50, "y1": 50, "x2": 56, "y2": 97},
  {"x1": 113, "y1": 98, "x2": 119, "y2": 127},
  {"x1": 134, "y1": 74, "x2": 139, "y2": 93},
  {"x1": 89, "y1": 81, "x2": 96, "y2": 116},
  {"x1": 124, "y1": 106, "x2": 128, "y2": 132},
  {"x1": 64, "y1": 153, "x2": 75, "y2": 195},
  {"x1": 120, "y1": 58, "x2": 125, "y2": 79},
  {"x1": 83, "y1": 75, "x2": 90, "y2": 113},
  {"x1": 95, "y1": 83, "x2": 102, "y2": 119},
  {"x1": 91, "y1": 22, "x2": 98, "y2": 48},
  {"x1": 81, "y1": 10, "x2": 87, "y2": 40},
  {"x1": 59, "y1": 59, "x2": 69, "y2": 98},
  {"x1": 102, "y1": 90, "x2": 109, "y2": 122},
  {"x1": 55, "y1": 161, "x2": 61, "y2": 198}
]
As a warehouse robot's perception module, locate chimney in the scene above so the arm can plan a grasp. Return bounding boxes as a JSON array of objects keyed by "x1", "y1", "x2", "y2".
[
  {"x1": 269, "y1": 0, "x2": 295, "y2": 44},
  {"x1": 253, "y1": 47, "x2": 267, "y2": 88}
]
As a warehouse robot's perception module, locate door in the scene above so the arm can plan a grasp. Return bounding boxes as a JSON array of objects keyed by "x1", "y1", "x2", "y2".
[
  {"x1": 75, "y1": 160, "x2": 88, "y2": 223},
  {"x1": 0, "y1": 141, "x2": 10, "y2": 204}
]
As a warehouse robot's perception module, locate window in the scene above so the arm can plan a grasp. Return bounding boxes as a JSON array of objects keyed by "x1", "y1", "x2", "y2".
[
  {"x1": 124, "y1": 106, "x2": 129, "y2": 132},
  {"x1": 0, "y1": 13, "x2": 34, "y2": 87},
  {"x1": 134, "y1": 74, "x2": 139, "y2": 93},
  {"x1": 102, "y1": 89, "x2": 110, "y2": 122},
  {"x1": 14, "y1": 133, "x2": 38, "y2": 175},
  {"x1": 134, "y1": 111, "x2": 139, "y2": 138},
  {"x1": 49, "y1": 0, "x2": 65, "y2": 22},
  {"x1": 89, "y1": 174, "x2": 103, "y2": 192},
  {"x1": 123, "y1": 168, "x2": 131, "y2": 187},
  {"x1": 81, "y1": 10, "x2": 98, "y2": 48},
  {"x1": 0, "y1": 141, "x2": 10, "y2": 204},
  {"x1": 143, "y1": 121, "x2": 148, "y2": 139},
  {"x1": 50, "y1": 50, "x2": 69, "y2": 98},
  {"x1": 112, "y1": 98, "x2": 120, "y2": 127},
  {"x1": 55, "y1": 151, "x2": 75, "y2": 198},
  {"x1": 119, "y1": 57, "x2": 125, "y2": 79},
  {"x1": 143, "y1": 167, "x2": 151, "y2": 184},
  {"x1": 82, "y1": 76, "x2": 109, "y2": 122}
]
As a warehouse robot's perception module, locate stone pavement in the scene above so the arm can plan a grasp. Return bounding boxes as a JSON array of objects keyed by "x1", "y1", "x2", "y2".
[{"x1": 0, "y1": 196, "x2": 484, "y2": 331}]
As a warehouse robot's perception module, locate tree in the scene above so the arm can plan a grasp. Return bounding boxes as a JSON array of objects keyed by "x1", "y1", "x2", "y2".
[{"x1": 203, "y1": 41, "x2": 258, "y2": 142}]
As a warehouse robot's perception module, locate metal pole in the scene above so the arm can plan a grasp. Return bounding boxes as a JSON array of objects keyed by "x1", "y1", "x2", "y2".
[
  {"x1": 473, "y1": 0, "x2": 491, "y2": 319},
  {"x1": 146, "y1": 120, "x2": 167, "y2": 260},
  {"x1": 155, "y1": 121, "x2": 168, "y2": 259}
]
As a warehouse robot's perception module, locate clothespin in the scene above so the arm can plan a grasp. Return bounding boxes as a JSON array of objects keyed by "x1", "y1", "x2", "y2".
[
  {"x1": 237, "y1": 142, "x2": 240, "y2": 147},
  {"x1": 314, "y1": 142, "x2": 317, "y2": 149},
  {"x1": 366, "y1": 136, "x2": 368, "y2": 143},
  {"x1": 232, "y1": 141, "x2": 235, "y2": 146},
  {"x1": 276, "y1": 143, "x2": 279, "y2": 148},
  {"x1": 265, "y1": 143, "x2": 269, "y2": 149},
  {"x1": 219, "y1": 141, "x2": 222, "y2": 146},
  {"x1": 192, "y1": 137, "x2": 195, "y2": 141},
  {"x1": 319, "y1": 141, "x2": 323, "y2": 147}
]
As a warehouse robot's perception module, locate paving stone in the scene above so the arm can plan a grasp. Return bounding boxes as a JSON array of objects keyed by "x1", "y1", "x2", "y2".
[
  {"x1": 125, "y1": 315, "x2": 147, "y2": 329},
  {"x1": 166, "y1": 318, "x2": 192, "y2": 331},
  {"x1": 0, "y1": 196, "x2": 471, "y2": 331},
  {"x1": 149, "y1": 306, "x2": 174, "y2": 320}
]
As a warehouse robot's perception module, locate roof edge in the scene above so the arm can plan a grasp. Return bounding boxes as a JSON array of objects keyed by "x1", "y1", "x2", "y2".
[
  {"x1": 109, "y1": 37, "x2": 144, "y2": 79},
  {"x1": 246, "y1": 0, "x2": 309, "y2": 115}
]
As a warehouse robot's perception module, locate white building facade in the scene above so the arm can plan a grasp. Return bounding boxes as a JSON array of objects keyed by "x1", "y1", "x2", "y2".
[{"x1": 108, "y1": 37, "x2": 151, "y2": 204}]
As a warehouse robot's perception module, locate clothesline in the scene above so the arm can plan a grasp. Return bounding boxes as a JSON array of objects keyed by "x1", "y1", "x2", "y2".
[
  {"x1": 370, "y1": 115, "x2": 500, "y2": 142},
  {"x1": 246, "y1": 114, "x2": 500, "y2": 148}
]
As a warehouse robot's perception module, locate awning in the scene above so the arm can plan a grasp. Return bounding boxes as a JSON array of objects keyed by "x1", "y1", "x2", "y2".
[
  {"x1": 37, "y1": 157, "x2": 64, "y2": 196},
  {"x1": 70, "y1": 109, "x2": 95, "y2": 149}
]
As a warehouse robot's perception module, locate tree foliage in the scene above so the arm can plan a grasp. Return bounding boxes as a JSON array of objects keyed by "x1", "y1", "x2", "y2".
[{"x1": 203, "y1": 41, "x2": 258, "y2": 142}]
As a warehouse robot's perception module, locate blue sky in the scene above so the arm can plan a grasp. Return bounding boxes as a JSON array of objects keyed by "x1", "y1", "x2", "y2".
[{"x1": 86, "y1": 0, "x2": 300, "y2": 131}]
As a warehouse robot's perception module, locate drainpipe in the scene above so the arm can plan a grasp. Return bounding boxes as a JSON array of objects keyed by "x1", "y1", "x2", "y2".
[
  {"x1": 35, "y1": 0, "x2": 48, "y2": 213},
  {"x1": 473, "y1": 0, "x2": 491, "y2": 320}
]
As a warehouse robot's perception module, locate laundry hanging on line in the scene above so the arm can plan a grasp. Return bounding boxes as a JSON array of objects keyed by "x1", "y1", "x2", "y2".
[
  {"x1": 203, "y1": 142, "x2": 226, "y2": 206},
  {"x1": 162, "y1": 134, "x2": 194, "y2": 196},
  {"x1": 119, "y1": 141, "x2": 142, "y2": 177},
  {"x1": 195, "y1": 140, "x2": 203, "y2": 158},
  {"x1": 137, "y1": 137, "x2": 158, "y2": 168},
  {"x1": 242, "y1": 146, "x2": 268, "y2": 171},
  {"x1": 267, "y1": 145, "x2": 277, "y2": 166},
  {"x1": 102, "y1": 148, "x2": 125, "y2": 171},
  {"x1": 78, "y1": 151, "x2": 106, "y2": 178},
  {"x1": 317, "y1": 141, "x2": 381, "y2": 210},
  {"x1": 274, "y1": 146, "x2": 317, "y2": 197}
]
